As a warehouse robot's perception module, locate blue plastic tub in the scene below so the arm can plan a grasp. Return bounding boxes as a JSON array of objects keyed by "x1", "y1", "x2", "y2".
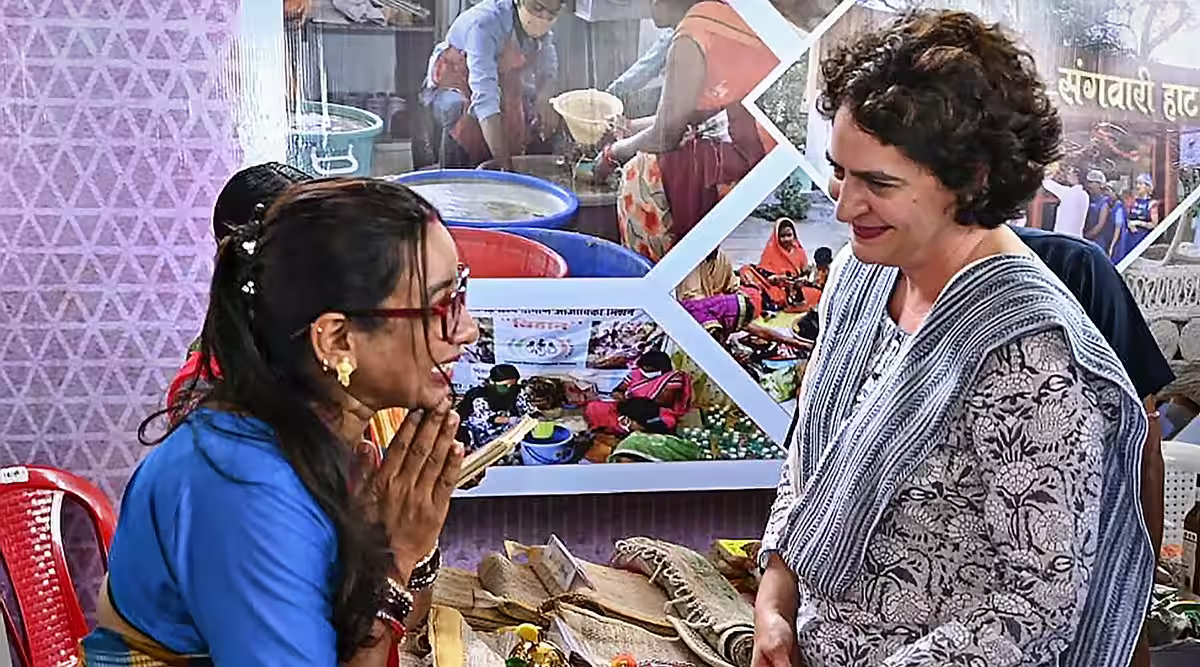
[
  {"x1": 389, "y1": 169, "x2": 579, "y2": 230},
  {"x1": 519, "y1": 424, "x2": 575, "y2": 465},
  {"x1": 504, "y1": 227, "x2": 651, "y2": 277},
  {"x1": 288, "y1": 101, "x2": 383, "y2": 178}
]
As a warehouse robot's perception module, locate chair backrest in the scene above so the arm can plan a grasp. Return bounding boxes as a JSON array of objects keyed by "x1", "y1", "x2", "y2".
[
  {"x1": 0, "y1": 466, "x2": 116, "y2": 667},
  {"x1": 1, "y1": 597, "x2": 14, "y2": 667}
]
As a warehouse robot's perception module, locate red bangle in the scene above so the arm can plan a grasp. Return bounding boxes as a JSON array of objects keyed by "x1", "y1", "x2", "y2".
[
  {"x1": 601, "y1": 145, "x2": 618, "y2": 168},
  {"x1": 377, "y1": 610, "x2": 406, "y2": 643}
]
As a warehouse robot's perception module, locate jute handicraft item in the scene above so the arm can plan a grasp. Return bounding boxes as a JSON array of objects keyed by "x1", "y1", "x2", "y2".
[{"x1": 612, "y1": 537, "x2": 755, "y2": 667}]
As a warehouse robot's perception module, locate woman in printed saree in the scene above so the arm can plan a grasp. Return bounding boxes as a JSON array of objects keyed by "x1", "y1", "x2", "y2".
[
  {"x1": 752, "y1": 11, "x2": 1153, "y2": 667},
  {"x1": 165, "y1": 162, "x2": 310, "y2": 426},
  {"x1": 677, "y1": 247, "x2": 739, "y2": 301},
  {"x1": 584, "y1": 350, "x2": 693, "y2": 434},
  {"x1": 682, "y1": 285, "x2": 805, "y2": 355},
  {"x1": 590, "y1": 0, "x2": 779, "y2": 263},
  {"x1": 82, "y1": 180, "x2": 480, "y2": 667},
  {"x1": 608, "y1": 428, "x2": 704, "y2": 463},
  {"x1": 457, "y1": 363, "x2": 537, "y2": 450},
  {"x1": 738, "y1": 218, "x2": 822, "y2": 312}
]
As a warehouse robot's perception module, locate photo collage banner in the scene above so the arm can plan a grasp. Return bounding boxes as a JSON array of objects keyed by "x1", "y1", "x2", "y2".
[{"x1": 259, "y1": 0, "x2": 1200, "y2": 490}]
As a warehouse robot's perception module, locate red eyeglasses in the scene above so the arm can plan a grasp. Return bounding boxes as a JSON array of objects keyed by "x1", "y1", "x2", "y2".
[{"x1": 343, "y1": 265, "x2": 470, "y2": 340}]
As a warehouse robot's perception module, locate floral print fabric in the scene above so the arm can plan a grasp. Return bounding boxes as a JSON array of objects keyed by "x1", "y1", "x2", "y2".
[
  {"x1": 763, "y1": 322, "x2": 1120, "y2": 666},
  {"x1": 464, "y1": 388, "x2": 535, "y2": 451}
]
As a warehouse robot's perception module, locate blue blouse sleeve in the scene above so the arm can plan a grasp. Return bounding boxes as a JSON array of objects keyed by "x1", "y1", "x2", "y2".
[{"x1": 175, "y1": 464, "x2": 340, "y2": 667}]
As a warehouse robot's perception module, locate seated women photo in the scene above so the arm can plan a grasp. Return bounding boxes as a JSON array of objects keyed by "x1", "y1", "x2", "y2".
[
  {"x1": 584, "y1": 350, "x2": 693, "y2": 435},
  {"x1": 457, "y1": 363, "x2": 538, "y2": 451},
  {"x1": 738, "y1": 217, "x2": 822, "y2": 313}
]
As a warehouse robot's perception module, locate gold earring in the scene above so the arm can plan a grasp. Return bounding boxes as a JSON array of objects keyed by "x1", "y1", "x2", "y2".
[{"x1": 335, "y1": 357, "x2": 355, "y2": 388}]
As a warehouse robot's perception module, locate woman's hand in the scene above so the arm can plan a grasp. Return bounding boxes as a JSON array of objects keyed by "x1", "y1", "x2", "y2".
[
  {"x1": 593, "y1": 143, "x2": 625, "y2": 184},
  {"x1": 370, "y1": 405, "x2": 464, "y2": 581},
  {"x1": 536, "y1": 93, "x2": 560, "y2": 137},
  {"x1": 752, "y1": 611, "x2": 799, "y2": 667},
  {"x1": 754, "y1": 553, "x2": 801, "y2": 666}
]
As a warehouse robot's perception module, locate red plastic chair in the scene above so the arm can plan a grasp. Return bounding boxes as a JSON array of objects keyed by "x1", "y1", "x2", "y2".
[{"x1": 0, "y1": 466, "x2": 116, "y2": 667}]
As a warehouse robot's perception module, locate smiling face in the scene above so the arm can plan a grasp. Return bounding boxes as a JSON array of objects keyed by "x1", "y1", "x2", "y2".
[
  {"x1": 826, "y1": 106, "x2": 961, "y2": 269},
  {"x1": 313, "y1": 221, "x2": 479, "y2": 412}
]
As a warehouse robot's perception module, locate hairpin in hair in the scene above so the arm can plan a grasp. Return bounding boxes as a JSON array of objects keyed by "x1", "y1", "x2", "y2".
[{"x1": 229, "y1": 202, "x2": 268, "y2": 310}]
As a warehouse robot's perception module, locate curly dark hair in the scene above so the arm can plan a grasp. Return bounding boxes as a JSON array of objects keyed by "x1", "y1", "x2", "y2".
[{"x1": 817, "y1": 9, "x2": 1062, "y2": 229}]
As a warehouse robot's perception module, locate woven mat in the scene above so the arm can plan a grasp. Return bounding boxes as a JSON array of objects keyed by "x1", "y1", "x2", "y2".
[
  {"x1": 432, "y1": 567, "x2": 480, "y2": 610},
  {"x1": 613, "y1": 537, "x2": 754, "y2": 667},
  {"x1": 667, "y1": 617, "x2": 737, "y2": 667},
  {"x1": 548, "y1": 602, "x2": 702, "y2": 667},
  {"x1": 508, "y1": 542, "x2": 675, "y2": 636}
]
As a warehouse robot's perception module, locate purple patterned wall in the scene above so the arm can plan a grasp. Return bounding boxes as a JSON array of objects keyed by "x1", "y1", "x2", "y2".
[
  {"x1": 0, "y1": 0, "x2": 771, "y2": 630},
  {"x1": 0, "y1": 0, "x2": 243, "y2": 627},
  {"x1": 0, "y1": 0, "x2": 242, "y2": 492},
  {"x1": 441, "y1": 490, "x2": 774, "y2": 568}
]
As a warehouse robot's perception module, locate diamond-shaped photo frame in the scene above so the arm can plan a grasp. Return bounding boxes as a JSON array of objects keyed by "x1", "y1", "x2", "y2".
[
  {"x1": 240, "y1": 0, "x2": 862, "y2": 493},
  {"x1": 455, "y1": 0, "x2": 843, "y2": 445},
  {"x1": 664, "y1": 168, "x2": 845, "y2": 429},
  {"x1": 271, "y1": 0, "x2": 824, "y2": 289}
]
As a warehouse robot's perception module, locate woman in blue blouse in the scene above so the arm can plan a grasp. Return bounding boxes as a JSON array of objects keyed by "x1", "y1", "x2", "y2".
[{"x1": 81, "y1": 178, "x2": 479, "y2": 667}]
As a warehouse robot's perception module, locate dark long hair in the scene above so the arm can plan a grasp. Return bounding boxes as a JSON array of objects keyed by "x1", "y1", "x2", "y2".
[
  {"x1": 211, "y1": 162, "x2": 310, "y2": 244},
  {"x1": 141, "y1": 178, "x2": 441, "y2": 660},
  {"x1": 166, "y1": 163, "x2": 312, "y2": 423}
]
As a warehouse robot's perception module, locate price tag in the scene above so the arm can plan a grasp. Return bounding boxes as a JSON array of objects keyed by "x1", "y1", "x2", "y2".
[
  {"x1": 717, "y1": 539, "x2": 757, "y2": 559},
  {"x1": 0, "y1": 467, "x2": 29, "y2": 485},
  {"x1": 541, "y1": 534, "x2": 594, "y2": 594}
]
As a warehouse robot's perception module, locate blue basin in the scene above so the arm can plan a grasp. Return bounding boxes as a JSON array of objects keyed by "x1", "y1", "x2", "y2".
[
  {"x1": 387, "y1": 169, "x2": 579, "y2": 230},
  {"x1": 505, "y1": 227, "x2": 651, "y2": 278}
]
